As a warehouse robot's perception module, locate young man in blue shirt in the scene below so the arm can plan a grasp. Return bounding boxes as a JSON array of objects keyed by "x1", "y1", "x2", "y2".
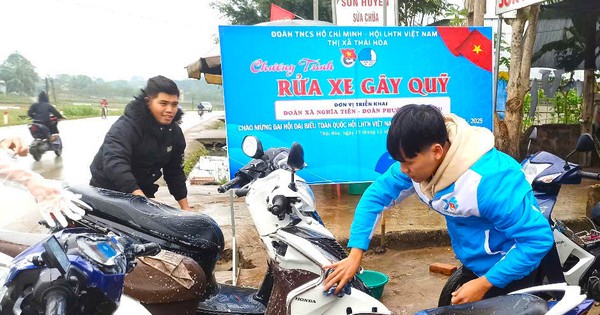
[{"x1": 324, "y1": 104, "x2": 553, "y2": 304}]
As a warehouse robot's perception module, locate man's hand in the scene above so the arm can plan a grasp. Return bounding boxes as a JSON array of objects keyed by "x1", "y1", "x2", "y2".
[
  {"x1": 178, "y1": 198, "x2": 192, "y2": 211},
  {"x1": 323, "y1": 248, "x2": 364, "y2": 295},
  {"x1": 131, "y1": 189, "x2": 145, "y2": 196},
  {"x1": 450, "y1": 276, "x2": 493, "y2": 305}
]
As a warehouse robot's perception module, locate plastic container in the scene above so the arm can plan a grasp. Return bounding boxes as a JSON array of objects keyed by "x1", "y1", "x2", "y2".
[
  {"x1": 357, "y1": 269, "x2": 389, "y2": 299},
  {"x1": 348, "y1": 182, "x2": 372, "y2": 195}
]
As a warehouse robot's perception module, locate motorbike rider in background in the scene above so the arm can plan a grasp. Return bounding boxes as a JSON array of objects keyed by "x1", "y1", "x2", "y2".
[
  {"x1": 27, "y1": 91, "x2": 64, "y2": 141},
  {"x1": 324, "y1": 105, "x2": 554, "y2": 305},
  {"x1": 100, "y1": 98, "x2": 108, "y2": 118}
]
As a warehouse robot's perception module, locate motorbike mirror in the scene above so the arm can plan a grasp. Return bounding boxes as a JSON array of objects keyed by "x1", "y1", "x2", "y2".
[
  {"x1": 529, "y1": 127, "x2": 538, "y2": 141},
  {"x1": 287, "y1": 143, "x2": 305, "y2": 171},
  {"x1": 575, "y1": 133, "x2": 595, "y2": 152},
  {"x1": 565, "y1": 133, "x2": 596, "y2": 169},
  {"x1": 526, "y1": 127, "x2": 538, "y2": 156},
  {"x1": 42, "y1": 236, "x2": 70, "y2": 275},
  {"x1": 241, "y1": 135, "x2": 264, "y2": 158}
]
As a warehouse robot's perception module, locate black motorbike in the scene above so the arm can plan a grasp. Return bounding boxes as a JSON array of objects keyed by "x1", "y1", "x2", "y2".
[{"x1": 27, "y1": 116, "x2": 62, "y2": 161}]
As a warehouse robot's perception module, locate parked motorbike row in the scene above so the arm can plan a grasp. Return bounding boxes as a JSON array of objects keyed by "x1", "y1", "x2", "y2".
[
  {"x1": 0, "y1": 135, "x2": 597, "y2": 314},
  {"x1": 521, "y1": 130, "x2": 600, "y2": 299}
]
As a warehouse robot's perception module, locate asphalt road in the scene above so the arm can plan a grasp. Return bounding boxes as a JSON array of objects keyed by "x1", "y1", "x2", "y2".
[{"x1": 0, "y1": 111, "x2": 204, "y2": 184}]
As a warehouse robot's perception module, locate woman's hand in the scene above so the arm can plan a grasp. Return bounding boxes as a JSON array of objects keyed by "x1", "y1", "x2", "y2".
[{"x1": 0, "y1": 138, "x2": 28, "y2": 156}]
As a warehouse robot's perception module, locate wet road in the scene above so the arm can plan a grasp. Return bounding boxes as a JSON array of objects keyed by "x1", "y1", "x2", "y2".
[{"x1": 0, "y1": 111, "x2": 205, "y2": 184}]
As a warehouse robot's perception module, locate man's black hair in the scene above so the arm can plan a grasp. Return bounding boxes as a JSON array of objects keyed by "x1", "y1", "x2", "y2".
[
  {"x1": 140, "y1": 75, "x2": 180, "y2": 99},
  {"x1": 386, "y1": 104, "x2": 448, "y2": 161}
]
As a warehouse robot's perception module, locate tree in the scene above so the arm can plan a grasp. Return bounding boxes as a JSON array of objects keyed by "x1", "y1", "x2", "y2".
[
  {"x1": 495, "y1": 6, "x2": 541, "y2": 158},
  {"x1": 210, "y1": 0, "x2": 332, "y2": 24},
  {"x1": 532, "y1": 13, "x2": 599, "y2": 141},
  {"x1": 445, "y1": 4, "x2": 468, "y2": 26},
  {"x1": 397, "y1": 0, "x2": 449, "y2": 26},
  {"x1": 465, "y1": 0, "x2": 485, "y2": 26},
  {"x1": 0, "y1": 52, "x2": 40, "y2": 96},
  {"x1": 212, "y1": 0, "x2": 449, "y2": 26}
]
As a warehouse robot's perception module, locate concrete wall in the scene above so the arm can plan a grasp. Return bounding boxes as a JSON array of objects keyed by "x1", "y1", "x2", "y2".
[{"x1": 519, "y1": 124, "x2": 585, "y2": 164}]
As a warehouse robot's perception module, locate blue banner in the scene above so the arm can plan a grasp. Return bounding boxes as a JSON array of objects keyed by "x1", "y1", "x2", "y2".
[{"x1": 219, "y1": 26, "x2": 493, "y2": 184}]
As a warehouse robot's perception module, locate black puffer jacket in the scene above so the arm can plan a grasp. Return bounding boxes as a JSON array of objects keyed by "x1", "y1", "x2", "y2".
[
  {"x1": 89, "y1": 97, "x2": 187, "y2": 200},
  {"x1": 27, "y1": 102, "x2": 63, "y2": 122}
]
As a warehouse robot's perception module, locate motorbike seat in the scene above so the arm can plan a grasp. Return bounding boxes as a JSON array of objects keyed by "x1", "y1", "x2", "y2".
[
  {"x1": 28, "y1": 122, "x2": 51, "y2": 140},
  {"x1": 415, "y1": 294, "x2": 548, "y2": 315},
  {"x1": 125, "y1": 251, "x2": 207, "y2": 309},
  {"x1": 67, "y1": 185, "x2": 224, "y2": 254}
]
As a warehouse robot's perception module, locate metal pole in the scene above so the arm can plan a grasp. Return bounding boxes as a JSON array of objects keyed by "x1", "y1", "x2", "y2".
[
  {"x1": 492, "y1": 15, "x2": 503, "y2": 121},
  {"x1": 394, "y1": 0, "x2": 398, "y2": 26},
  {"x1": 313, "y1": 0, "x2": 319, "y2": 20},
  {"x1": 383, "y1": 0, "x2": 387, "y2": 26},
  {"x1": 332, "y1": 0, "x2": 337, "y2": 25},
  {"x1": 229, "y1": 190, "x2": 238, "y2": 285}
]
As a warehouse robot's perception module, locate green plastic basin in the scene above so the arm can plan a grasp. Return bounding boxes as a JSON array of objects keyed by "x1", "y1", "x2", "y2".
[
  {"x1": 357, "y1": 269, "x2": 389, "y2": 299},
  {"x1": 348, "y1": 182, "x2": 372, "y2": 195}
]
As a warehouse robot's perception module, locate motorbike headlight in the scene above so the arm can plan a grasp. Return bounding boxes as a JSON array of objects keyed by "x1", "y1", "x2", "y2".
[
  {"x1": 537, "y1": 173, "x2": 561, "y2": 184},
  {"x1": 522, "y1": 161, "x2": 551, "y2": 184}
]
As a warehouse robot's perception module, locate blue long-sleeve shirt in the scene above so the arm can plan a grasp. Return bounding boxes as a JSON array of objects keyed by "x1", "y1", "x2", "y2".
[{"x1": 348, "y1": 148, "x2": 553, "y2": 288}]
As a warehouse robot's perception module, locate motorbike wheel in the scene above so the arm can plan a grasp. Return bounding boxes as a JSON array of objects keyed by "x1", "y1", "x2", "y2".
[
  {"x1": 54, "y1": 148, "x2": 62, "y2": 156},
  {"x1": 30, "y1": 148, "x2": 42, "y2": 161},
  {"x1": 438, "y1": 266, "x2": 465, "y2": 307}
]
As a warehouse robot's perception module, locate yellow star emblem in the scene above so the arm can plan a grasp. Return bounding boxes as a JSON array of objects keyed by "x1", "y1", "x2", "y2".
[{"x1": 472, "y1": 45, "x2": 483, "y2": 55}]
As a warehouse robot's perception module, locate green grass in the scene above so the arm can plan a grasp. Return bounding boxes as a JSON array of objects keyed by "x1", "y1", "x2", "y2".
[
  {"x1": 0, "y1": 104, "x2": 124, "y2": 127},
  {"x1": 183, "y1": 144, "x2": 209, "y2": 177}
]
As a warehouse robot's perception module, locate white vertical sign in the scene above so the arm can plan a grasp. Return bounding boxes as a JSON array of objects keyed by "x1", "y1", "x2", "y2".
[
  {"x1": 495, "y1": 0, "x2": 545, "y2": 15},
  {"x1": 335, "y1": 0, "x2": 397, "y2": 26}
]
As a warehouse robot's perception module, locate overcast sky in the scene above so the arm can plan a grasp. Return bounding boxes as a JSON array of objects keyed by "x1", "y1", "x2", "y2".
[
  {"x1": 1, "y1": 0, "x2": 225, "y2": 81},
  {"x1": 1, "y1": 0, "x2": 471, "y2": 82}
]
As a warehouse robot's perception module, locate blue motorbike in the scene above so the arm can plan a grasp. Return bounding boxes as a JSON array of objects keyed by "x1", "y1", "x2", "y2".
[{"x1": 0, "y1": 228, "x2": 159, "y2": 315}]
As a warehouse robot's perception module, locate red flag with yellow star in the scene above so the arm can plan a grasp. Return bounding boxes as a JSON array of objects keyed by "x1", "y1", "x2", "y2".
[
  {"x1": 453, "y1": 29, "x2": 492, "y2": 72},
  {"x1": 340, "y1": 48, "x2": 357, "y2": 59},
  {"x1": 436, "y1": 27, "x2": 471, "y2": 56},
  {"x1": 270, "y1": 4, "x2": 295, "y2": 21},
  {"x1": 436, "y1": 27, "x2": 492, "y2": 72}
]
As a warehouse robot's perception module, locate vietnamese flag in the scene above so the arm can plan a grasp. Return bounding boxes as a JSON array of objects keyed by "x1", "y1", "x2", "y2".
[
  {"x1": 436, "y1": 27, "x2": 472, "y2": 56},
  {"x1": 270, "y1": 4, "x2": 295, "y2": 21},
  {"x1": 454, "y1": 29, "x2": 492, "y2": 72}
]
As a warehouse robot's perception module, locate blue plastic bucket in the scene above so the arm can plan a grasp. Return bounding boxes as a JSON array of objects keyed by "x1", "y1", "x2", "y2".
[{"x1": 357, "y1": 269, "x2": 389, "y2": 299}]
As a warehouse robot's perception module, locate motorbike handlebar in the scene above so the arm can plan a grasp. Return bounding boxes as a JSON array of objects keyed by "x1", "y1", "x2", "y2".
[
  {"x1": 131, "y1": 242, "x2": 161, "y2": 257},
  {"x1": 579, "y1": 171, "x2": 600, "y2": 180},
  {"x1": 268, "y1": 195, "x2": 289, "y2": 218},
  {"x1": 44, "y1": 289, "x2": 68, "y2": 315},
  {"x1": 235, "y1": 187, "x2": 250, "y2": 197},
  {"x1": 218, "y1": 176, "x2": 242, "y2": 193}
]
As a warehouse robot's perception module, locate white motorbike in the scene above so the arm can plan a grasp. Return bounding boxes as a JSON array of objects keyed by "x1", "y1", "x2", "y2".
[{"x1": 214, "y1": 135, "x2": 391, "y2": 314}]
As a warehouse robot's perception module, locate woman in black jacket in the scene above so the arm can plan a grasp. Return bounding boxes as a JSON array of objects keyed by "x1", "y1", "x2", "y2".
[
  {"x1": 89, "y1": 75, "x2": 191, "y2": 210},
  {"x1": 27, "y1": 91, "x2": 64, "y2": 138}
]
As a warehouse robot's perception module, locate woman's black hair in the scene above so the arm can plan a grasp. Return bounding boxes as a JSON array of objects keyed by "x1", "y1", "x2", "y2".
[
  {"x1": 386, "y1": 104, "x2": 448, "y2": 162},
  {"x1": 38, "y1": 91, "x2": 49, "y2": 103}
]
